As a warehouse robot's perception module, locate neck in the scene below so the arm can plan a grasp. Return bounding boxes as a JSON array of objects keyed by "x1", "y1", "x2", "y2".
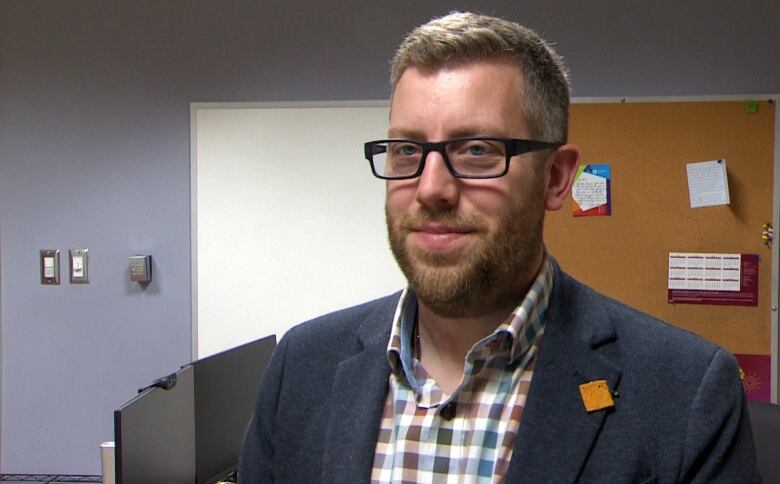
[
  {"x1": 418, "y1": 303, "x2": 509, "y2": 354},
  {"x1": 413, "y1": 256, "x2": 545, "y2": 395},
  {"x1": 415, "y1": 302, "x2": 514, "y2": 394}
]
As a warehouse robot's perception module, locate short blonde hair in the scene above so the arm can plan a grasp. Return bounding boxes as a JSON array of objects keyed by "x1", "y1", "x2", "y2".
[{"x1": 391, "y1": 11, "x2": 570, "y2": 143}]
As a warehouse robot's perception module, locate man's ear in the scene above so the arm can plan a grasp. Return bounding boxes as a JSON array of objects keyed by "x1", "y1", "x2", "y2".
[{"x1": 544, "y1": 144, "x2": 580, "y2": 211}]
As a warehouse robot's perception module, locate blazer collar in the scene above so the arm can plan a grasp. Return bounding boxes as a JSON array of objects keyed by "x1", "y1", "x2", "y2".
[
  {"x1": 507, "y1": 267, "x2": 622, "y2": 482},
  {"x1": 320, "y1": 293, "x2": 400, "y2": 483}
]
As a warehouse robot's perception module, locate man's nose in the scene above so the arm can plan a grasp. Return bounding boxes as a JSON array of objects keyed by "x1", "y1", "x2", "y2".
[{"x1": 415, "y1": 150, "x2": 459, "y2": 209}]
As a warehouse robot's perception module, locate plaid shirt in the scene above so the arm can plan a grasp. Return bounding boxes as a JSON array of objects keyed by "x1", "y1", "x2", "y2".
[{"x1": 371, "y1": 256, "x2": 554, "y2": 483}]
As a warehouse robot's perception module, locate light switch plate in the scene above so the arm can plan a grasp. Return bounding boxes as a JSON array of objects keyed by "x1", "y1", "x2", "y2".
[
  {"x1": 40, "y1": 249, "x2": 60, "y2": 285},
  {"x1": 69, "y1": 249, "x2": 89, "y2": 284}
]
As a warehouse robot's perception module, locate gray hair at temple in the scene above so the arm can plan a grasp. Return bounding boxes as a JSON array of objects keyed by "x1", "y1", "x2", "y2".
[{"x1": 390, "y1": 11, "x2": 570, "y2": 144}]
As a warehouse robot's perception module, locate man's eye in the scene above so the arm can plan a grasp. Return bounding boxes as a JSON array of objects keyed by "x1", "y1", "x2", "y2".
[
  {"x1": 392, "y1": 144, "x2": 420, "y2": 157},
  {"x1": 401, "y1": 145, "x2": 419, "y2": 156},
  {"x1": 461, "y1": 141, "x2": 500, "y2": 157},
  {"x1": 468, "y1": 144, "x2": 487, "y2": 156}
]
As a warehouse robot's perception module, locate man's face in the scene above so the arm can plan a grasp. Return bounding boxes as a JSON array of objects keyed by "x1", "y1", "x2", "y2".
[{"x1": 386, "y1": 58, "x2": 550, "y2": 318}]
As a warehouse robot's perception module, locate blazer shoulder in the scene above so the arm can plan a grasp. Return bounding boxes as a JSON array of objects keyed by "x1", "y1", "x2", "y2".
[
  {"x1": 555, "y1": 269, "x2": 723, "y2": 366},
  {"x1": 281, "y1": 291, "x2": 401, "y2": 354}
]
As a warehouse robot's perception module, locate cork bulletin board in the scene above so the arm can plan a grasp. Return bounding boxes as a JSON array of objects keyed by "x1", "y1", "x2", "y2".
[{"x1": 545, "y1": 100, "x2": 775, "y2": 356}]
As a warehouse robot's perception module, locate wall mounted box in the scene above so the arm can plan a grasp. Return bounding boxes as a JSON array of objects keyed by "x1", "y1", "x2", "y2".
[{"x1": 130, "y1": 255, "x2": 152, "y2": 282}]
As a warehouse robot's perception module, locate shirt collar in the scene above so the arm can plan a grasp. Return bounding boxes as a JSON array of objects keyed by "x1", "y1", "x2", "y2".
[{"x1": 386, "y1": 254, "x2": 555, "y2": 377}]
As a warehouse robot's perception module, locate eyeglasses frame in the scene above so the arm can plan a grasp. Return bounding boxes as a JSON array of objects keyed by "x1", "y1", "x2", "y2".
[{"x1": 363, "y1": 137, "x2": 563, "y2": 180}]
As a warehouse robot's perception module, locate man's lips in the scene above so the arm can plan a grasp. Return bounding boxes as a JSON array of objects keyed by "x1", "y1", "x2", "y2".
[
  {"x1": 406, "y1": 223, "x2": 475, "y2": 250},
  {"x1": 409, "y1": 223, "x2": 472, "y2": 234}
]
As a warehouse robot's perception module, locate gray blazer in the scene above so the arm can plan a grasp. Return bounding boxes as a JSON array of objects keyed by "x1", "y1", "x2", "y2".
[{"x1": 239, "y1": 267, "x2": 760, "y2": 483}]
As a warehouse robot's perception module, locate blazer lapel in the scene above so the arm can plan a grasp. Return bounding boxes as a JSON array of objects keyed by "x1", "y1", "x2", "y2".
[
  {"x1": 320, "y1": 295, "x2": 397, "y2": 483},
  {"x1": 507, "y1": 270, "x2": 622, "y2": 482}
]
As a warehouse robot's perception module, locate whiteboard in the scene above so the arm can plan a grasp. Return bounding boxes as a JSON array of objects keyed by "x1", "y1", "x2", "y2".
[{"x1": 191, "y1": 102, "x2": 405, "y2": 357}]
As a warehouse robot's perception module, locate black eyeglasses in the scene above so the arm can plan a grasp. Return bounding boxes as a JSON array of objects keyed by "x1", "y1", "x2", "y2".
[{"x1": 364, "y1": 137, "x2": 562, "y2": 180}]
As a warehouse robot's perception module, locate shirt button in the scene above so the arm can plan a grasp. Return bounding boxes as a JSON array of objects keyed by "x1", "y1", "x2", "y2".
[{"x1": 440, "y1": 402, "x2": 457, "y2": 420}]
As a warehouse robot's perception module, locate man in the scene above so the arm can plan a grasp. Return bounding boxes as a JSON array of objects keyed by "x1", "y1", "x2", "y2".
[{"x1": 239, "y1": 12, "x2": 760, "y2": 483}]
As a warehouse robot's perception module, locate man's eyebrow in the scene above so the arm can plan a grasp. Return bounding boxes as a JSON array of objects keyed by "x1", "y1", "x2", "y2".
[
  {"x1": 387, "y1": 128, "x2": 425, "y2": 139},
  {"x1": 448, "y1": 127, "x2": 509, "y2": 139},
  {"x1": 386, "y1": 127, "x2": 510, "y2": 141}
]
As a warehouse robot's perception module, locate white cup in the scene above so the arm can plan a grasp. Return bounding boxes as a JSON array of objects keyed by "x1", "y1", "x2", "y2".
[{"x1": 100, "y1": 441, "x2": 116, "y2": 484}]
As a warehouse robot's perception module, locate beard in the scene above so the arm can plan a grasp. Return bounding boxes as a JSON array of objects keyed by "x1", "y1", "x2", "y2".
[{"x1": 386, "y1": 184, "x2": 545, "y2": 319}]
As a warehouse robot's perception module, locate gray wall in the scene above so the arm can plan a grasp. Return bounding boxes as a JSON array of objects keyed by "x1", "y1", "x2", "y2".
[{"x1": 1, "y1": 0, "x2": 778, "y2": 474}]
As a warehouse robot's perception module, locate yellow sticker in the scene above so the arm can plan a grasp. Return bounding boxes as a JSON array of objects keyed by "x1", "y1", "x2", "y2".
[{"x1": 579, "y1": 380, "x2": 615, "y2": 413}]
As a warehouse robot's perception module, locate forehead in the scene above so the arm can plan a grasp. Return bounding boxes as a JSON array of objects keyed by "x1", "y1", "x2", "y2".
[{"x1": 388, "y1": 58, "x2": 529, "y2": 139}]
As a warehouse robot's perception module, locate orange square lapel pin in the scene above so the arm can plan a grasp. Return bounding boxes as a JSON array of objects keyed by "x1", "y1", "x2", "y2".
[{"x1": 579, "y1": 379, "x2": 616, "y2": 413}]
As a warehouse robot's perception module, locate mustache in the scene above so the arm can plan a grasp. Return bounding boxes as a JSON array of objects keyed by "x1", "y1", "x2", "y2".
[{"x1": 397, "y1": 206, "x2": 487, "y2": 232}]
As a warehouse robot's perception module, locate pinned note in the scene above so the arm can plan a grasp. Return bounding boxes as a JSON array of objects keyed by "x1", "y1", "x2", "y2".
[{"x1": 686, "y1": 159, "x2": 730, "y2": 208}]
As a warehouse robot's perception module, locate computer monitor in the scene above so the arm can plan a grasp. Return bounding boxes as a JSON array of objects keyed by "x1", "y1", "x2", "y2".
[
  {"x1": 113, "y1": 334, "x2": 277, "y2": 483},
  {"x1": 192, "y1": 334, "x2": 277, "y2": 483},
  {"x1": 114, "y1": 365, "x2": 197, "y2": 484}
]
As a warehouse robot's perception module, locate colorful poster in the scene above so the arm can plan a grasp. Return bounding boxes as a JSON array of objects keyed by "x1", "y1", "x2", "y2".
[
  {"x1": 734, "y1": 353, "x2": 771, "y2": 402},
  {"x1": 668, "y1": 253, "x2": 758, "y2": 306},
  {"x1": 572, "y1": 164, "x2": 611, "y2": 217}
]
